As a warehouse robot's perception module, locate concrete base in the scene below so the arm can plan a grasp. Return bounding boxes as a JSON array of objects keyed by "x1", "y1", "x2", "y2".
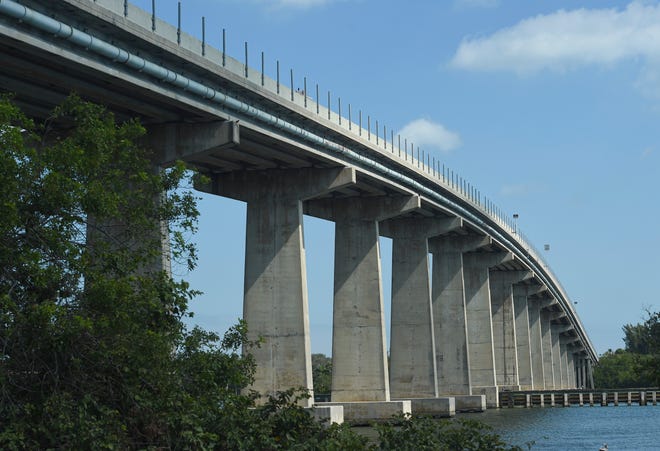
[
  {"x1": 454, "y1": 395, "x2": 487, "y2": 412},
  {"x1": 404, "y1": 397, "x2": 456, "y2": 417},
  {"x1": 317, "y1": 401, "x2": 411, "y2": 425},
  {"x1": 308, "y1": 405, "x2": 344, "y2": 425},
  {"x1": 473, "y1": 385, "x2": 499, "y2": 408}
]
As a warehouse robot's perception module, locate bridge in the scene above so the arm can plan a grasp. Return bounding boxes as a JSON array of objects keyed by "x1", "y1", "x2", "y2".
[{"x1": 0, "y1": 0, "x2": 597, "y2": 418}]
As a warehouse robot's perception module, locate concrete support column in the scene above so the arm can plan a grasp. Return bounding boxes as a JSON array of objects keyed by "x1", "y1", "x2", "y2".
[
  {"x1": 560, "y1": 343, "x2": 569, "y2": 389},
  {"x1": 309, "y1": 195, "x2": 419, "y2": 402},
  {"x1": 540, "y1": 310, "x2": 555, "y2": 389},
  {"x1": 578, "y1": 357, "x2": 585, "y2": 389},
  {"x1": 513, "y1": 285, "x2": 546, "y2": 390},
  {"x1": 463, "y1": 251, "x2": 513, "y2": 407},
  {"x1": 550, "y1": 323, "x2": 564, "y2": 389},
  {"x1": 380, "y1": 217, "x2": 461, "y2": 399},
  {"x1": 567, "y1": 351, "x2": 576, "y2": 388},
  {"x1": 489, "y1": 271, "x2": 532, "y2": 390},
  {"x1": 205, "y1": 167, "x2": 355, "y2": 405},
  {"x1": 527, "y1": 300, "x2": 545, "y2": 389},
  {"x1": 587, "y1": 358, "x2": 595, "y2": 389},
  {"x1": 428, "y1": 235, "x2": 491, "y2": 396}
]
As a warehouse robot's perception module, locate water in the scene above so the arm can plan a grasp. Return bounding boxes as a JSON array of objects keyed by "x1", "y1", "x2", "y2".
[{"x1": 461, "y1": 405, "x2": 660, "y2": 450}]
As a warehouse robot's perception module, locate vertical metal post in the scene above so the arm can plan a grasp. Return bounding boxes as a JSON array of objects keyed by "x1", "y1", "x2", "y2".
[
  {"x1": 367, "y1": 116, "x2": 371, "y2": 140},
  {"x1": 202, "y1": 17, "x2": 206, "y2": 56},
  {"x1": 359, "y1": 110, "x2": 362, "y2": 135},
  {"x1": 375, "y1": 120, "x2": 378, "y2": 145},
  {"x1": 222, "y1": 29, "x2": 226, "y2": 66},
  {"x1": 290, "y1": 69, "x2": 294, "y2": 101},
  {"x1": 348, "y1": 104, "x2": 352, "y2": 129},
  {"x1": 338, "y1": 98, "x2": 342, "y2": 125},
  {"x1": 277, "y1": 61, "x2": 280, "y2": 94},
  {"x1": 327, "y1": 91, "x2": 331, "y2": 120},
  {"x1": 391, "y1": 130, "x2": 394, "y2": 152},
  {"x1": 244, "y1": 42, "x2": 248, "y2": 78},
  {"x1": 384, "y1": 125, "x2": 387, "y2": 149},
  {"x1": 261, "y1": 52, "x2": 265, "y2": 86},
  {"x1": 404, "y1": 138, "x2": 407, "y2": 161},
  {"x1": 316, "y1": 84, "x2": 319, "y2": 113},
  {"x1": 304, "y1": 77, "x2": 307, "y2": 108},
  {"x1": 151, "y1": 0, "x2": 156, "y2": 31},
  {"x1": 177, "y1": 2, "x2": 181, "y2": 44},
  {"x1": 124, "y1": 0, "x2": 128, "y2": 17},
  {"x1": 398, "y1": 135, "x2": 401, "y2": 157},
  {"x1": 433, "y1": 157, "x2": 436, "y2": 176}
]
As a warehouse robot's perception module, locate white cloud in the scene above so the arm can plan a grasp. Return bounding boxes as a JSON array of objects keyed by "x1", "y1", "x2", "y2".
[
  {"x1": 450, "y1": 2, "x2": 660, "y2": 74},
  {"x1": 397, "y1": 118, "x2": 462, "y2": 153}
]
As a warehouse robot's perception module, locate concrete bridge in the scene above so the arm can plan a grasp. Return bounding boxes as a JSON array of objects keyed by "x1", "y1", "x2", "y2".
[{"x1": 0, "y1": 0, "x2": 597, "y2": 415}]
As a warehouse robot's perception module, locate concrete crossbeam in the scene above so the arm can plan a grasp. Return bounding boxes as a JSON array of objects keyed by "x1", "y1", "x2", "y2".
[{"x1": 148, "y1": 120, "x2": 239, "y2": 165}]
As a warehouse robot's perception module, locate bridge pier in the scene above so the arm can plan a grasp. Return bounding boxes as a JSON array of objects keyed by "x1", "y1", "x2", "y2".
[
  {"x1": 202, "y1": 167, "x2": 355, "y2": 405},
  {"x1": 463, "y1": 250, "x2": 513, "y2": 407},
  {"x1": 489, "y1": 270, "x2": 533, "y2": 390},
  {"x1": 380, "y1": 216, "x2": 462, "y2": 399},
  {"x1": 512, "y1": 284, "x2": 546, "y2": 390},
  {"x1": 428, "y1": 234, "x2": 491, "y2": 397},
  {"x1": 540, "y1": 307, "x2": 556, "y2": 389},
  {"x1": 527, "y1": 297, "x2": 546, "y2": 389},
  {"x1": 550, "y1": 323, "x2": 565, "y2": 389},
  {"x1": 308, "y1": 195, "x2": 419, "y2": 402}
]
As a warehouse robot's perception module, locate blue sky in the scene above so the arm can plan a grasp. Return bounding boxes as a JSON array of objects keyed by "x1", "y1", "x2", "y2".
[{"x1": 131, "y1": 0, "x2": 660, "y2": 356}]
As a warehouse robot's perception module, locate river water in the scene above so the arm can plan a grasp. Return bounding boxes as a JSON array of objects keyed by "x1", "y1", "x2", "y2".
[{"x1": 461, "y1": 405, "x2": 660, "y2": 450}]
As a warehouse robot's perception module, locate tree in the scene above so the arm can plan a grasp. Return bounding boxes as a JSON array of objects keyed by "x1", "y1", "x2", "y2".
[
  {"x1": 594, "y1": 309, "x2": 660, "y2": 389},
  {"x1": 312, "y1": 353, "x2": 332, "y2": 397},
  {"x1": 0, "y1": 94, "x2": 204, "y2": 447}
]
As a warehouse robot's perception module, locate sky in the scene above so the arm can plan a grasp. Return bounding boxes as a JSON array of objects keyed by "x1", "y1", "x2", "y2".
[{"x1": 129, "y1": 0, "x2": 660, "y2": 357}]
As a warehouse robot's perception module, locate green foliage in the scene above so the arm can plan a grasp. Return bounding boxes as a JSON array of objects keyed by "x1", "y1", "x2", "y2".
[
  {"x1": 594, "y1": 309, "x2": 660, "y2": 388},
  {"x1": 593, "y1": 349, "x2": 654, "y2": 388},
  {"x1": 374, "y1": 415, "x2": 525, "y2": 451},
  {"x1": 312, "y1": 353, "x2": 332, "y2": 396}
]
